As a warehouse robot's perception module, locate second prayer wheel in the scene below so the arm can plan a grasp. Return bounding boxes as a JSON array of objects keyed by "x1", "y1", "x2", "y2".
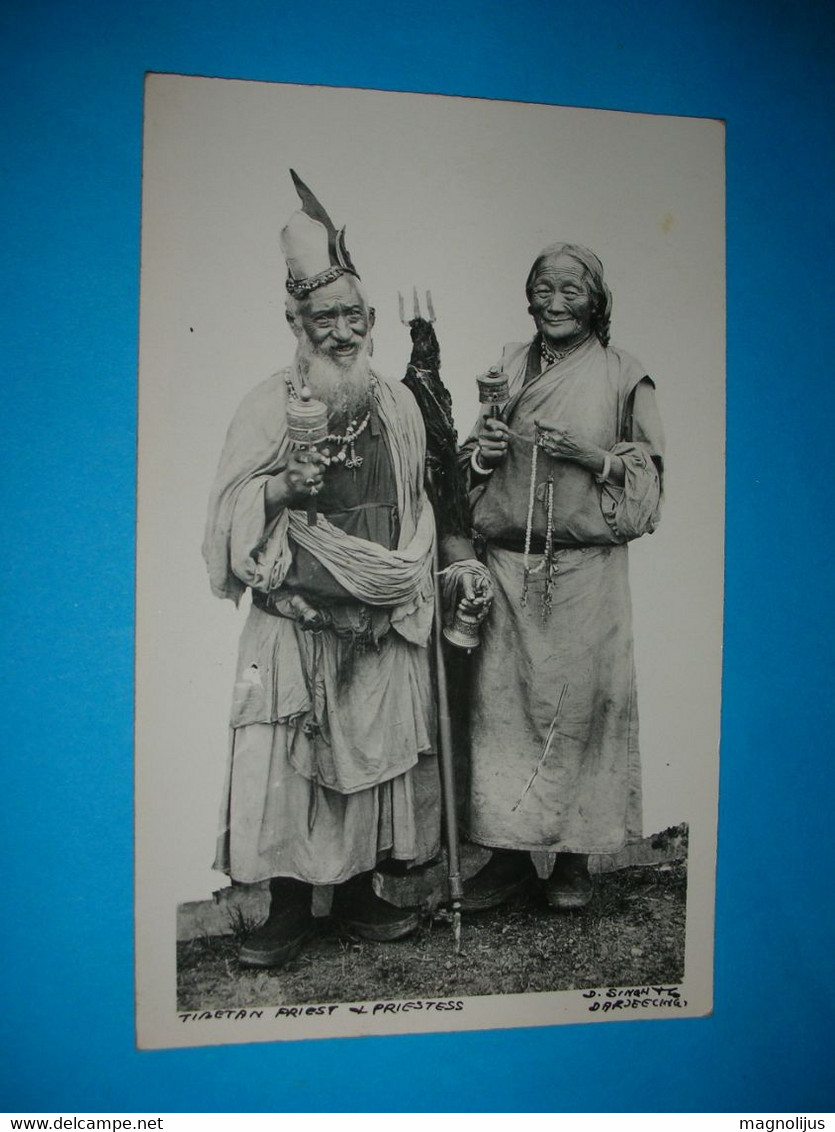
[{"x1": 476, "y1": 367, "x2": 509, "y2": 415}]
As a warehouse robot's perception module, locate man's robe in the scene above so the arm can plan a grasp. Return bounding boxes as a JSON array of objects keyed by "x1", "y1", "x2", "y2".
[
  {"x1": 463, "y1": 335, "x2": 664, "y2": 853},
  {"x1": 203, "y1": 369, "x2": 441, "y2": 885}
]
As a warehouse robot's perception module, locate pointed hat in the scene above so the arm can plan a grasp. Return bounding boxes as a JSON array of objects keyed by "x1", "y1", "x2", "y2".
[{"x1": 280, "y1": 170, "x2": 360, "y2": 298}]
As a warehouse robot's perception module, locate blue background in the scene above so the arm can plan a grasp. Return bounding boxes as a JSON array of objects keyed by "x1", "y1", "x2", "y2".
[{"x1": 2, "y1": 0, "x2": 833, "y2": 1113}]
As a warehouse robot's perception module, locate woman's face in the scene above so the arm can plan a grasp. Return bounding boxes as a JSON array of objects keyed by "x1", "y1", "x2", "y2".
[{"x1": 528, "y1": 254, "x2": 594, "y2": 351}]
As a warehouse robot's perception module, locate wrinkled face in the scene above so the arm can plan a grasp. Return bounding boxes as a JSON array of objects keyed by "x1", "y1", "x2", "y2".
[
  {"x1": 292, "y1": 275, "x2": 374, "y2": 368},
  {"x1": 528, "y1": 253, "x2": 594, "y2": 351}
]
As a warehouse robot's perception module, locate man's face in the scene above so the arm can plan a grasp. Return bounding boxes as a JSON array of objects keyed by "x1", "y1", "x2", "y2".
[
  {"x1": 294, "y1": 276, "x2": 373, "y2": 368},
  {"x1": 528, "y1": 254, "x2": 594, "y2": 351}
]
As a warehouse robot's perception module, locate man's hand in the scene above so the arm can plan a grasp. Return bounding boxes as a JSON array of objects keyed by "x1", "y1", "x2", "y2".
[
  {"x1": 265, "y1": 448, "x2": 329, "y2": 518},
  {"x1": 288, "y1": 593, "x2": 331, "y2": 631},
  {"x1": 457, "y1": 569, "x2": 493, "y2": 623},
  {"x1": 477, "y1": 416, "x2": 510, "y2": 467},
  {"x1": 271, "y1": 592, "x2": 332, "y2": 631}
]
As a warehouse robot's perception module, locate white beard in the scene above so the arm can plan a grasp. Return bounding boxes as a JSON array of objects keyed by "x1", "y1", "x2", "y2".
[{"x1": 296, "y1": 335, "x2": 373, "y2": 421}]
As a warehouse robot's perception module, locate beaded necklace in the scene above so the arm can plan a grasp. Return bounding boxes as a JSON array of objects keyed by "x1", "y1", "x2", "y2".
[
  {"x1": 285, "y1": 374, "x2": 374, "y2": 469},
  {"x1": 539, "y1": 334, "x2": 587, "y2": 368},
  {"x1": 322, "y1": 411, "x2": 371, "y2": 469}
]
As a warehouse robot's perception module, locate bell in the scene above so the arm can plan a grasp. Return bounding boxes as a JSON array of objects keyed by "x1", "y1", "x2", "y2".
[{"x1": 443, "y1": 603, "x2": 483, "y2": 651}]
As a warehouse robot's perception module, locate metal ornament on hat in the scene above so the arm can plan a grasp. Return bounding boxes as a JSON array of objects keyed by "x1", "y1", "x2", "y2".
[{"x1": 281, "y1": 169, "x2": 360, "y2": 299}]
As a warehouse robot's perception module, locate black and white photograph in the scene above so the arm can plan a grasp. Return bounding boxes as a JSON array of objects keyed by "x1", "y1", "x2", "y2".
[{"x1": 135, "y1": 74, "x2": 724, "y2": 1049}]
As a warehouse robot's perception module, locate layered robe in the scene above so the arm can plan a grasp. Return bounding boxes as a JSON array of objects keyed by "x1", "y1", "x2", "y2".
[
  {"x1": 203, "y1": 369, "x2": 441, "y2": 885},
  {"x1": 463, "y1": 335, "x2": 664, "y2": 853}
]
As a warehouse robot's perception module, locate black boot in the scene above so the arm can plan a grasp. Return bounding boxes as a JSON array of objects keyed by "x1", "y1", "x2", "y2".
[
  {"x1": 460, "y1": 848, "x2": 537, "y2": 912},
  {"x1": 544, "y1": 852, "x2": 593, "y2": 910},
  {"x1": 239, "y1": 877, "x2": 315, "y2": 969},
  {"x1": 331, "y1": 870, "x2": 420, "y2": 942}
]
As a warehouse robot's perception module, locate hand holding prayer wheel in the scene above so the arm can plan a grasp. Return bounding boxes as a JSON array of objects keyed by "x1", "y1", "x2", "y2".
[
  {"x1": 474, "y1": 367, "x2": 510, "y2": 470},
  {"x1": 264, "y1": 447, "x2": 330, "y2": 513},
  {"x1": 265, "y1": 387, "x2": 330, "y2": 520},
  {"x1": 476, "y1": 417, "x2": 510, "y2": 467},
  {"x1": 284, "y1": 448, "x2": 329, "y2": 501}
]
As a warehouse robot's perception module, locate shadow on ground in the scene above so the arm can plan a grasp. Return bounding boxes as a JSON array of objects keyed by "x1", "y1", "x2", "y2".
[{"x1": 177, "y1": 860, "x2": 686, "y2": 1011}]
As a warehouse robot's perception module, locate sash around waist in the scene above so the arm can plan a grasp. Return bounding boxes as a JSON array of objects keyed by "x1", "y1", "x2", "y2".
[
  {"x1": 251, "y1": 588, "x2": 367, "y2": 619},
  {"x1": 486, "y1": 536, "x2": 598, "y2": 555}
]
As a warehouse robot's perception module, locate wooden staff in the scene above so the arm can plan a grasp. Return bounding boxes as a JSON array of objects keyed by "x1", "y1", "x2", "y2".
[
  {"x1": 400, "y1": 292, "x2": 470, "y2": 952},
  {"x1": 427, "y1": 465, "x2": 465, "y2": 953}
]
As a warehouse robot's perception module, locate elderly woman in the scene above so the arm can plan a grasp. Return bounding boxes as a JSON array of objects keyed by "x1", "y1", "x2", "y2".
[{"x1": 461, "y1": 242, "x2": 664, "y2": 911}]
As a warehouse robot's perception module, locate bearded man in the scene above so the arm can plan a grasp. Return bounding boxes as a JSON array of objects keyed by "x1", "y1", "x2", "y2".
[
  {"x1": 203, "y1": 173, "x2": 482, "y2": 968},
  {"x1": 461, "y1": 242, "x2": 664, "y2": 912}
]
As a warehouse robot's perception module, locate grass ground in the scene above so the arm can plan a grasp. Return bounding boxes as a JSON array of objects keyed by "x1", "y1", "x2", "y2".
[{"x1": 177, "y1": 860, "x2": 686, "y2": 1011}]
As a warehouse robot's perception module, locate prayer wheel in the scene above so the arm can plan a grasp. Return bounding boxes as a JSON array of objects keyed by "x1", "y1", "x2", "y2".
[
  {"x1": 287, "y1": 386, "x2": 329, "y2": 525},
  {"x1": 287, "y1": 386, "x2": 329, "y2": 448},
  {"x1": 476, "y1": 367, "x2": 509, "y2": 417}
]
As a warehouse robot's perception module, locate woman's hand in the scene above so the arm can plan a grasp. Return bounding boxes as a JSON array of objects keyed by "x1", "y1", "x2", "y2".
[
  {"x1": 535, "y1": 419, "x2": 624, "y2": 484},
  {"x1": 476, "y1": 417, "x2": 510, "y2": 467},
  {"x1": 535, "y1": 419, "x2": 595, "y2": 462}
]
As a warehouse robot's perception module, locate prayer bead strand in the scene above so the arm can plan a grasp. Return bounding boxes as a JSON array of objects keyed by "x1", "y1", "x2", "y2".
[
  {"x1": 543, "y1": 475, "x2": 555, "y2": 617},
  {"x1": 523, "y1": 429, "x2": 559, "y2": 619},
  {"x1": 324, "y1": 411, "x2": 370, "y2": 469},
  {"x1": 522, "y1": 433, "x2": 540, "y2": 607}
]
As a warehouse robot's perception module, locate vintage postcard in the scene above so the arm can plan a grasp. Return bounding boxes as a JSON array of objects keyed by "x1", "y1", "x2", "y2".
[{"x1": 135, "y1": 74, "x2": 724, "y2": 1049}]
